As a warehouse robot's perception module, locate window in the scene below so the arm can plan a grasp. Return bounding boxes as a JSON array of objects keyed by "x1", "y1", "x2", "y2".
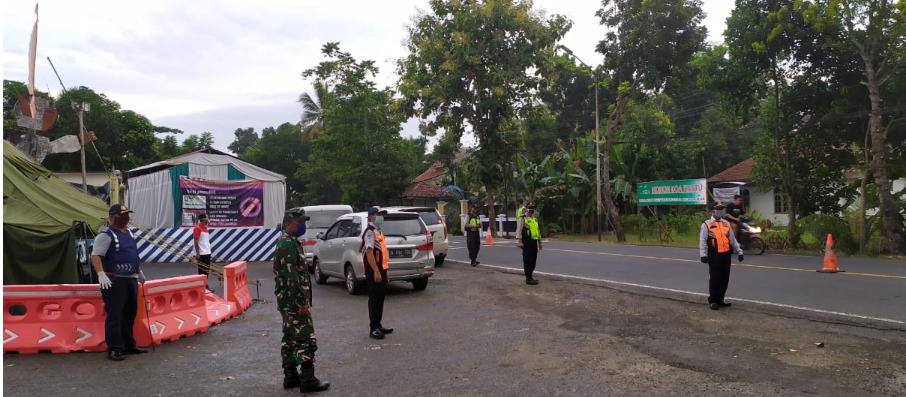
[
  {"x1": 325, "y1": 222, "x2": 342, "y2": 240},
  {"x1": 350, "y1": 217, "x2": 363, "y2": 237},
  {"x1": 336, "y1": 220, "x2": 352, "y2": 238},
  {"x1": 774, "y1": 192, "x2": 789, "y2": 214},
  {"x1": 742, "y1": 189, "x2": 751, "y2": 210},
  {"x1": 381, "y1": 216, "x2": 427, "y2": 236}
]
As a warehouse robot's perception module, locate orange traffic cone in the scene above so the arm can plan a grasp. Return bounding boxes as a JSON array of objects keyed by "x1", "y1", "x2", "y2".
[
  {"x1": 817, "y1": 234, "x2": 844, "y2": 273},
  {"x1": 484, "y1": 226, "x2": 494, "y2": 245}
]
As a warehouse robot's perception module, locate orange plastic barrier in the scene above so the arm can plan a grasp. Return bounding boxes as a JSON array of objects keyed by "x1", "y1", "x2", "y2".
[
  {"x1": 204, "y1": 290, "x2": 239, "y2": 325},
  {"x1": 134, "y1": 275, "x2": 210, "y2": 345},
  {"x1": 484, "y1": 226, "x2": 494, "y2": 245},
  {"x1": 3, "y1": 284, "x2": 106, "y2": 354},
  {"x1": 223, "y1": 261, "x2": 252, "y2": 314}
]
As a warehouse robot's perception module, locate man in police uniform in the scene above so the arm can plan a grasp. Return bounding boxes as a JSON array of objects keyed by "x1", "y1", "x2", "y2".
[
  {"x1": 91, "y1": 204, "x2": 148, "y2": 361},
  {"x1": 516, "y1": 204, "x2": 542, "y2": 285},
  {"x1": 363, "y1": 206, "x2": 394, "y2": 339},
  {"x1": 465, "y1": 205, "x2": 482, "y2": 266},
  {"x1": 274, "y1": 207, "x2": 330, "y2": 393},
  {"x1": 516, "y1": 199, "x2": 526, "y2": 219},
  {"x1": 699, "y1": 202, "x2": 744, "y2": 310}
]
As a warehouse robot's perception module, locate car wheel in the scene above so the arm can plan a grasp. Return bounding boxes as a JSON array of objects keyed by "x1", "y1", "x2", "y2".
[
  {"x1": 313, "y1": 258, "x2": 328, "y2": 285},
  {"x1": 435, "y1": 254, "x2": 445, "y2": 266},
  {"x1": 345, "y1": 265, "x2": 364, "y2": 295},
  {"x1": 412, "y1": 278, "x2": 428, "y2": 291}
]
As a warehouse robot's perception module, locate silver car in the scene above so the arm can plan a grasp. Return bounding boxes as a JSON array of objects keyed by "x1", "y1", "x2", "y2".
[
  {"x1": 299, "y1": 205, "x2": 353, "y2": 262},
  {"x1": 311, "y1": 210, "x2": 434, "y2": 295},
  {"x1": 384, "y1": 206, "x2": 449, "y2": 266}
]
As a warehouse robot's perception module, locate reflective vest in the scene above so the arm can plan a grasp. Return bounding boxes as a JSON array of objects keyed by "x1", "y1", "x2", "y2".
[
  {"x1": 522, "y1": 217, "x2": 540, "y2": 240},
  {"x1": 468, "y1": 214, "x2": 481, "y2": 233},
  {"x1": 361, "y1": 225, "x2": 389, "y2": 271},
  {"x1": 517, "y1": 206, "x2": 525, "y2": 218},
  {"x1": 705, "y1": 219, "x2": 732, "y2": 253},
  {"x1": 101, "y1": 226, "x2": 140, "y2": 275}
]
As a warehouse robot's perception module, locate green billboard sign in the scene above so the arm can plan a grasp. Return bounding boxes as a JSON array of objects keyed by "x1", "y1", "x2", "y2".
[{"x1": 637, "y1": 178, "x2": 707, "y2": 205}]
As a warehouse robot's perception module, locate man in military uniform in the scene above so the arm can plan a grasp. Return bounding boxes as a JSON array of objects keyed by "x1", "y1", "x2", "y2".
[
  {"x1": 516, "y1": 204, "x2": 542, "y2": 285},
  {"x1": 274, "y1": 207, "x2": 330, "y2": 393},
  {"x1": 699, "y1": 202, "x2": 744, "y2": 310},
  {"x1": 465, "y1": 205, "x2": 482, "y2": 267}
]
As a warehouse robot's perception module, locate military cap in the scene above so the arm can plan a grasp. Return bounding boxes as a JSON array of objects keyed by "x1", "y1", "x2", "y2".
[{"x1": 285, "y1": 207, "x2": 310, "y2": 221}]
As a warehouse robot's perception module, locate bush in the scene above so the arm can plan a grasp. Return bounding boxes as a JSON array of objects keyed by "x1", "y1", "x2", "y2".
[
  {"x1": 764, "y1": 229, "x2": 792, "y2": 250},
  {"x1": 796, "y1": 214, "x2": 857, "y2": 254}
]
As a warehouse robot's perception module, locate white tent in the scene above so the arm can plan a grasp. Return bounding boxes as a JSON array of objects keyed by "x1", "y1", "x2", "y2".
[{"x1": 124, "y1": 149, "x2": 286, "y2": 262}]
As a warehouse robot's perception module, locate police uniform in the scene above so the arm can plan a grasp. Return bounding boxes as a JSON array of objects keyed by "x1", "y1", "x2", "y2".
[
  {"x1": 91, "y1": 204, "x2": 148, "y2": 361},
  {"x1": 362, "y1": 207, "x2": 393, "y2": 339},
  {"x1": 466, "y1": 209, "x2": 481, "y2": 266},
  {"x1": 699, "y1": 202, "x2": 744, "y2": 310},
  {"x1": 275, "y1": 207, "x2": 329, "y2": 392},
  {"x1": 516, "y1": 205, "x2": 541, "y2": 285}
]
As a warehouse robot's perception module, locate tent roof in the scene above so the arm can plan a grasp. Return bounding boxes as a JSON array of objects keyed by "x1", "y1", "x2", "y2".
[
  {"x1": 125, "y1": 148, "x2": 285, "y2": 182},
  {"x1": 3, "y1": 140, "x2": 109, "y2": 234}
]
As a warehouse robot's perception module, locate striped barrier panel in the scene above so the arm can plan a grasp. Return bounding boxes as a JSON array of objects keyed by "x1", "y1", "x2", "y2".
[
  {"x1": 223, "y1": 261, "x2": 253, "y2": 314},
  {"x1": 134, "y1": 275, "x2": 210, "y2": 346},
  {"x1": 3, "y1": 284, "x2": 106, "y2": 354},
  {"x1": 132, "y1": 227, "x2": 280, "y2": 263},
  {"x1": 204, "y1": 291, "x2": 238, "y2": 325}
]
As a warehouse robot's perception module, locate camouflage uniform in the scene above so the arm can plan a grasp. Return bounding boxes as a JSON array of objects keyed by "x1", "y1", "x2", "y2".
[{"x1": 274, "y1": 230, "x2": 317, "y2": 367}]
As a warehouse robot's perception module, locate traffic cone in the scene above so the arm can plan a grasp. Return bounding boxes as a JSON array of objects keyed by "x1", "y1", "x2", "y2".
[
  {"x1": 817, "y1": 234, "x2": 844, "y2": 273},
  {"x1": 484, "y1": 226, "x2": 494, "y2": 245}
]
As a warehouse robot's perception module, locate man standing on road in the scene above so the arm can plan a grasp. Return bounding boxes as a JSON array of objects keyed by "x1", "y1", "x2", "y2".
[
  {"x1": 91, "y1": 204, "x2": 148, "y2": 361},
  {"x1": 193, "y1": 213, "x2": 213, "y2": 291},
  {"x1": 465, "y1": 205, "x2": 482, "y2": 267},
  {"x1": 362, "y1": 206, "x2": 394, "y2": 340},
  {"x1": 516, "y1": 204, "x2": 542, "y2": 285},
  {"x1": 700, "y1": 202, "x2": 744, "y2": 310},
  {"x1": 516, "y1": 199, "x2": 526, "y2": 219},
  {"x1": 724, "y1": 195, "x2": 746, "y2": 239},
  {"x1": 274, "y1": 207, "x2": 330, "y2": 393}
]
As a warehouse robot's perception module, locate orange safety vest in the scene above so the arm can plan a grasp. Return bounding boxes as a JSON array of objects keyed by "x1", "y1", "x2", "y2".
[
  {"x1": 705, "y1": 219, "x2": 732, "y2": 253},
  {"x1": 361, "y1": 225, "x2": 389, "y2": 271}
]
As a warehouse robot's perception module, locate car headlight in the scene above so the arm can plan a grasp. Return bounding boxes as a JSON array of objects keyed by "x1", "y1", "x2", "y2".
[{"x1": 749, "y1": 226, "x2": 762, "y2": 233}]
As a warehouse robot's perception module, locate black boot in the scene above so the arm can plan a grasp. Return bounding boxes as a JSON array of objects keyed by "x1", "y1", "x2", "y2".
[
  {"x1": 299, "y1": 362, "x2": 330, "y2": 393},
  {"x1": 283, "y1": 366, "x2": 300, "y2": 389}
]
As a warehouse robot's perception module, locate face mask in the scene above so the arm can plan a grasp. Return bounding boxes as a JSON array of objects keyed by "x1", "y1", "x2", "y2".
[
  {"x1": 714, "y1": 209, "x2": 727, "y2": 218},
  {"x1": 374, "y1": 216, "x2": 384, "y2": 226},
  {"x1": 293, "y1": 223, "x2": 307, "y2": 237},
  {"x1": 112, "y1": 214, "x2": 130, "y2": 227}
]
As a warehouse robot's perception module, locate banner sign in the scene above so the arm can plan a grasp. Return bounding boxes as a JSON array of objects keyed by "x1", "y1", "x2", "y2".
[
  {"x1": 179, "y1": 178, "x2": 264, "y2": 227},
  {"x1": 712, "y1": 187, "x2": 740, "y2": 205},
  {"x1": 637, "y1": 178, "x2": 707, "y2": 206}
]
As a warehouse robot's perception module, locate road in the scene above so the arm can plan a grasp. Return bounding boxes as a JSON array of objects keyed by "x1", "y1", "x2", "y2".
[
  {"x1": 4, "y1": 257, "x2": 906, "y2": 396},
  {"x1": 447, "y1": 235, "x2": 906, "y2": 327}
]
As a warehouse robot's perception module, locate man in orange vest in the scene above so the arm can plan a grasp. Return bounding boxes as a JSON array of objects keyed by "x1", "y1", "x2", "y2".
[
  {"x1": 362, "y1": 206, "x2": 393, "y2": 339},
  {"x1": 699, "y1": 202, "x2": 744, "y2": 310}
]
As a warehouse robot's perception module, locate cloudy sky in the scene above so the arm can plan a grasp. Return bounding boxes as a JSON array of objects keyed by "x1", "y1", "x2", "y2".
[{"x1": 3, "y1": 0, "x2": 734, "y2": 153}]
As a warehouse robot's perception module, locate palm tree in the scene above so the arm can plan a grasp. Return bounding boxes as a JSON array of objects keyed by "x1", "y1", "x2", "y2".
[{"x1": 298, "y1": 81, "x2": 334, "y2": 142}]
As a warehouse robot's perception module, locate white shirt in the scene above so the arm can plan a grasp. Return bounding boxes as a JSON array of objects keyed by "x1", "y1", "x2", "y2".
[{"x1": 194, "y1": 224, "x2": 212, "y2": 255}]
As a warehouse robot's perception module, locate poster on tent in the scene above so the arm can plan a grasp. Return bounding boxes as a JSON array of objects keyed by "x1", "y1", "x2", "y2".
[
  {"x1": 179, "y1": 178, "x2": 264, "y2": 227},
  {"x1": 637, "y1": 178, "x2": 707, "y2": 206}
]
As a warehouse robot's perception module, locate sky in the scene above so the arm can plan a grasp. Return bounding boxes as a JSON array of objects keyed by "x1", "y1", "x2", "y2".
[{"x1": 3, "y1": 0, "x2": 735, "y2": 154}]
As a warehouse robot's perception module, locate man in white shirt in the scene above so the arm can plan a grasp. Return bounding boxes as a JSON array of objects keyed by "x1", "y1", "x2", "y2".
[{"x1": 193, "y1": 213, "x2": 213, "y2": 290}]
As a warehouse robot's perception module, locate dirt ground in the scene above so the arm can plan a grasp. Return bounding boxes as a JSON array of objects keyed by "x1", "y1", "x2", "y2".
[{"x1": 3, "y1": 260, "x2": 905, "y2": 397}]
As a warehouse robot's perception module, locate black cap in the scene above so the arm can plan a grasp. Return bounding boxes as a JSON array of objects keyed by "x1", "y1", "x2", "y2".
[{"x1": 109, "y1": 204, "x2": 133, "y2": 215}]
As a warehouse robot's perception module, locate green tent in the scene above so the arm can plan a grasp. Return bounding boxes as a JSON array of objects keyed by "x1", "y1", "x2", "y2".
[{"x1": 3, "y1": 140, "x2": 109, "y2": 284}]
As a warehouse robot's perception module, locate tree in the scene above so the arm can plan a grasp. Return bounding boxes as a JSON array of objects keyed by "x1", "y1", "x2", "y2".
[
  {"x1": 801, "y1": 0, "x2": 906, "y2": 254},
  {"x1": 228, "y1": 127, "x2": 259, "y2": 156},
  {"x1": 180, "y1": 134, "x2": 200, "y2": 153},
  {"x1": 243, "y1": 123, "x2": 308, "y2": 206},
  {"x1": 595, "y1": 0, "x2": 707, "y2": 241},
  {"x1": 397, "y1": 0, "x2": 571, "y2": 235},
  {"x1": 159, "y1": 135, "x2": 180, "y2": 159},
  {"x1": 298, "y1": 81, "x2": 335, "y2": 142}
]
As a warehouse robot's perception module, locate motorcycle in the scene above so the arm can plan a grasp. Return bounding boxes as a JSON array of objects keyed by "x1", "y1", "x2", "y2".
[{"x1": 736, "y1": 215, "x2": 766, "y2": 255}]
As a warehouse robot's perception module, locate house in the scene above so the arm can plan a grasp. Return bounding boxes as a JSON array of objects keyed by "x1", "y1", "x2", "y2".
[
  {"x1": 708, "y1": 158, "x2": 790, "y2": 226},
  {"x1": 401, "y1": 160, "x2": 448, "y2": 207}
]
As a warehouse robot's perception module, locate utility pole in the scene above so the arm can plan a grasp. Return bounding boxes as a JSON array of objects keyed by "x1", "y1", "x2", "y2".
[
  {"x1": 73, "y1": 101, "x2": 90, "y2": 193},
  {"x1": 558, "y1": 45, "x2": 602, "y2": 241}
]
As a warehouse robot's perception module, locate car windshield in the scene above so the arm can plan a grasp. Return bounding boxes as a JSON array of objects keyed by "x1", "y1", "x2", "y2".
[
  {"x1": 414, "y1": 211, "x2": 441, "y2": 226},
  {"x1": 307, "y1": 211, "x2": 350, "y2": 229},
  {"x1": 381, "y1": 217, "x2": 425, "y2": 236}
]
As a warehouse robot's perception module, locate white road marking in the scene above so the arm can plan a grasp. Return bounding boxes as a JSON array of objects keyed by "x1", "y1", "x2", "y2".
[{"x1": 458, "y1": 261, "x2": 906, "y2": 327}]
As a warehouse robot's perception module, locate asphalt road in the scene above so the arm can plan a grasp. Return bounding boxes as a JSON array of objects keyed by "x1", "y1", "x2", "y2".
[
  {"x1": 447, "y1": 235, "x2": 906, "y2": 327},
  {"x1": 4, "y1": 258, "x2": 906, "y2": 396}
]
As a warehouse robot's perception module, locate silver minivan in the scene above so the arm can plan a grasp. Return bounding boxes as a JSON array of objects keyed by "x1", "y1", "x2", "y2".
[
  {"x1": 299, "y1": 205, "x2": 353, "y2": 262},
  {"x1": 311, "y1": 210, "x2": 434, "y2": 294}
]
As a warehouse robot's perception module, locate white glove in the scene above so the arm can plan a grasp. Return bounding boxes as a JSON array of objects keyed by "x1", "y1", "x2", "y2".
[
  {"x1": 139, "y1": 270, "x2": 146, "y2": 284},
  {"x1": 97, "y1": 272, "x2": 112, "y2": 289}
]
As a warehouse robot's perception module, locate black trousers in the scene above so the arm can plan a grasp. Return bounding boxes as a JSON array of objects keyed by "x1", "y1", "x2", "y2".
[
  {"x1": 708, "y1": 252, "x2": 733, "y2": 304},
  {"x1": 522, "y1": 239, "x2": 539, "y2": 280},
  {"x1": 197, "y1": 254, "x2": 211, "y2": 276},
  {"x1": 366, "y1": 268, "x2": 388, "y2": 330},
  {"x1": 101, "y1": 276, "x2": 139, "y2": 351},
  {"x1": 466, "y1": 231, "x2": 481, "y2": 260}
]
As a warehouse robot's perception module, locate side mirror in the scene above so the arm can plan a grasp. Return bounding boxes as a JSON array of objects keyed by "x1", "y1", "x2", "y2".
[{"x1": 316, "y1": 232, "x2": 325, "y2": 240}]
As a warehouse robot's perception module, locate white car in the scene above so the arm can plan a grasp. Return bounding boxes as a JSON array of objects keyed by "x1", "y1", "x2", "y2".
[
  {"x1": 384, "y1": 206, "x2": 449, "y2": 266},
  {"x1": 311, "y1": 210, "x2": 434, "y2": 295}
]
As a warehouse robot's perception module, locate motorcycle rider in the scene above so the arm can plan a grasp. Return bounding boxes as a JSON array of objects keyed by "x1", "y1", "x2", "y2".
[{"x1": 724, "y1": 195, "x2": 745, "y2": 238}]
